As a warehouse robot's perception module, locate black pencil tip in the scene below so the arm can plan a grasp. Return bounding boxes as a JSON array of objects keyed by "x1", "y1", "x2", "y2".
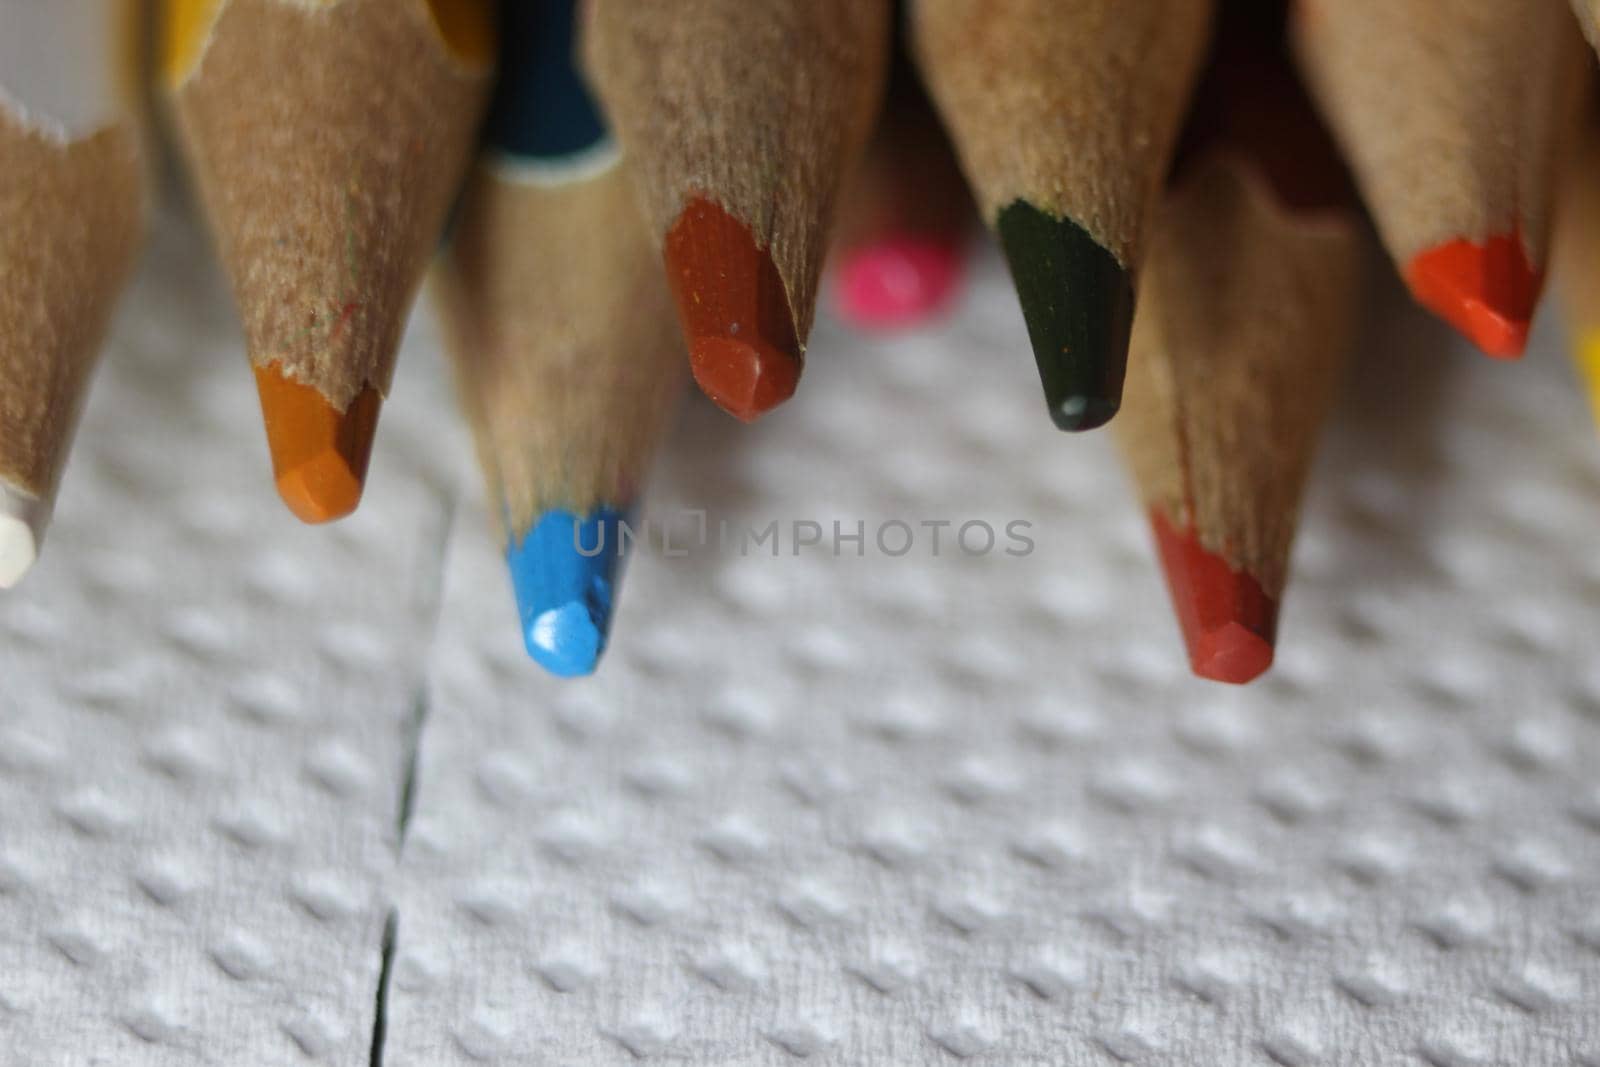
[
  {"x1": 997, "y1": 200, "x2": 1134, "y2": 433},
  {"x1": 1048, "y1": 393, "x2": 1120, "y2": 432}
]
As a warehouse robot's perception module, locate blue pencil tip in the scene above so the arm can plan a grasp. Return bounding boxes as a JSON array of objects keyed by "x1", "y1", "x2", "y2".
[
  {"x1": 525, "y1": 600, "x2": 606, "y2": 677},
  {"x1": 506, "y1": 508, "x2": 631, "y2": 677}
]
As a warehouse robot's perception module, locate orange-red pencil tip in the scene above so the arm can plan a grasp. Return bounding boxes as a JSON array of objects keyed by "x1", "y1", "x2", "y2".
[
  {"x1": 1150, "y1": 510, "x2": 1277, "y2": 685},
  {"x1": 254, "y1": 364, "x2": 381, "y2": 524},
  {"x1": 664, "y1": 196, "x2": 803, "y2": 422},
  {"x1": 1405, "y1": 232, "x2": 1542, "y2": 359}
]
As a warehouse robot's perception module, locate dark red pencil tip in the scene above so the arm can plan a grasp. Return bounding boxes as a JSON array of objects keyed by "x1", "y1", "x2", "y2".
[
  {"x1": 1404, "y1": 231, "x2": 1542, "y2": 359},
  {"x1": 664, "y1": 196, "x2": 803, "y2": 421},
  {"x1": 1150, "y1": 510, "x2": 1278, "y2": 685},
  {"x1": 688, "y1": 336, "x2": 801, "y2": 422}
]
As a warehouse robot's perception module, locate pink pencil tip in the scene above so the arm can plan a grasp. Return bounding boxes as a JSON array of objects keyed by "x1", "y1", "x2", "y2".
[{"x1": 834, "y1": 237, "x2": 963, "y2": 330}]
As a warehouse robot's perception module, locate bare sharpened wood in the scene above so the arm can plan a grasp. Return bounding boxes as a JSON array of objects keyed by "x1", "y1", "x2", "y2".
[
  {"x1": 433, "y1": 156, "x2": 684, "y2": 544},
  {"x1": 0, "y1": 110, "x2": 143, "y2": 499},
  {"x1": 1291, "y1": 0, "x2": 1586, "y2": 267},
  {"x1": 908, "y1": 0, "x2": 1214, "y2": 266},
  {"x1": 1116, "y1": 155, "x2": 1360, "y2": 598},
  {"x1": 1556, "y1": 112, "x2": 1600, "y2": 339},
  {"x1": 169, "y1": 0, "x2": 492, "y2": 410},
  {"x1": 581, "y1": 0, "x2": 890, "y2": 347}
]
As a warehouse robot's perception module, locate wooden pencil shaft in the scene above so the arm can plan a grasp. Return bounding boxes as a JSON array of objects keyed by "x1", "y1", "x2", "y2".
[
  {"x1": 1118, "y1": 155, "x2": 1359, "y2": 597},
  {"x1": 1117, "y1": 24, "x2": 1360, "y2": 596},
  {"x1": 909, "y1": 0, "x2": 1213, "y2": 264},
  {"x1": 0, "y1": 0, "x2": 144, "y2": 502},
  {"x1": 1556, "y1": 109, "x2": 1600, "y2": 334},
  {"x1": 167, "y1": 0, "x2": 492, "y2": 409},
  {"x1": 1291, "y1": 0, "x2": 1585, "y2": 264},
  {"x1": 582, "y1": 0, "x2": 891, "y2": 343},
  {"x1": 438, "y1": 163, "x2": 681, "y2": 541},
  {"x1": 440, "y1": 0, "x2": 681, "y2": 541}
]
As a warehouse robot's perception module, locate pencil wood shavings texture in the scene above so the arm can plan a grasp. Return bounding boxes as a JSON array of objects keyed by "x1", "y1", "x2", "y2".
[
  {"x1": 1291, "y1": 0, "x2": 1587, "y2": 357},
  {"x1": 1117, "y1": 156, "x2": 1361, "y2": 683},
  {"x1": 582, "y1": 0, "x2": 890, "y2": 421},
  {"x1": 0, "y1": 0, "x2": 144, "y2": 587},
  {"x1": 164, "y1": 0, "x2": 493, "y2": 522},
  {"x1": 909, "y1": 0, "x2": 1214, "y2": 431}
]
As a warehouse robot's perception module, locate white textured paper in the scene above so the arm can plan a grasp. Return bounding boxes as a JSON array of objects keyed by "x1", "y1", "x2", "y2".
[
  {"x1": 0, "y1": 195, "x2": 452, "y2": 1065},
  {"x1": 387, "y1": 254, "x2": 1600, "y2": 1062},
  {"x1": 2, "y1": 192, "x2": 1599, "y2": 1065}
]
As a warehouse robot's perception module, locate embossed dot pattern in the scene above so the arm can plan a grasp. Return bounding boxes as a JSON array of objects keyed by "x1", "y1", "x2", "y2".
[
  {"x1": 0, "y1": 195, "x2": 450, "y2": 1065},
  {"x1": 4, "y1": 198, "x2": 1600, "y2": 1064},
  {"x1": 383, "y1": 255, "x2": 1600, "y2": 1063}
]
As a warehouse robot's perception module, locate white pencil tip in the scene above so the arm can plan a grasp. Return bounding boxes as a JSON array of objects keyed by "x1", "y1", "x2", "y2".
[{"x1": 0, "y1": 489, "x2": 47, "y2": 589}]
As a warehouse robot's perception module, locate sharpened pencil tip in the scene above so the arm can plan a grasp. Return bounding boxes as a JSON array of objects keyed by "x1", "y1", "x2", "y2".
[
  {"x1": 834, "y1": 237, "x2": 963, "y2": 330},
  {"x1": 689, "y1": 337, "x2": 801, "y2": 423},
  {"x1": 1048, "y1": 393, "x2": 1120, "y2": 433},
  {"x1": 665, "y1": 197, "x2": 803, "y2": 421},
  {"x1": 1150, "y1": 510, "x2": 1278, "y2": 685},
  {"x1": 996, "y1": 200, "x2": 1135, "y2": 432},
  {"x1": 255, "y1": 364, "x2": 381, "y2": 525},
  {"x1": 0, "y1": 488, "x2": 45, "y2": 590},
  {"x1": 1405, "y1": 232, "x2": 1541, "y2": 359},
  {"x1": 507, "y1": 508, "x2": 630, "y2": 677}
]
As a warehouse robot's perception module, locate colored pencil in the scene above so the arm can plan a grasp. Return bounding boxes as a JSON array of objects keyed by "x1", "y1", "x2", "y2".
[
  {"x1": 1116, "y1": 6, "x2": 1362, "y2": 685},
  {"x1": 1291, "y1": 0, "x2": 1587, "y2": 359},
  {"x1": 1555, "y1": 101, "x2": 1600, "y2": 429},
  {"x1": 0, "y1": 0, "x2": 145, "y2": 588},
  {"x1": 582, "y1": 0, "x2": 890, "y2": 422},
  {"x1": 830, "y1": 45, "x2": 971, "y2": 332},
  {"x1": 162, "y1": 0, "x2": 494, "y2": 523},
  {"x1": 434, "y1": 0, "x2": 683, "y2": 677},
  {"x1": 909, "y1": 0, "x2": 1214, "y2": 431}
]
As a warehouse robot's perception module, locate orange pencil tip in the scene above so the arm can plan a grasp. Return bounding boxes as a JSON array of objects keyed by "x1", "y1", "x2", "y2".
[
  {"x1": 1150, "y1": 510, "x2": 1278, "y2": 685},
  {"x1": 1405, "y1": 232, "x2": 1542, "y2": 359},
  {"x1": 254, "y1": 364, "x2": 381, "y2": 524}
]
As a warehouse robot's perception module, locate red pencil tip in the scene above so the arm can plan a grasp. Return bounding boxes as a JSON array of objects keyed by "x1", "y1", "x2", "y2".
[
  {"x1": 689, "y1": 337, "x2": 801, "y2": 422},
  {"x1": 665, "y1": 196, "x2": 803, "y2": 421},
  {"x1": 1150, "y1": 510, "x2": 1278, "y2": 685},
  {"x1": 1405, "y1": 231, "x2": 1542, "y2": 359}
]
